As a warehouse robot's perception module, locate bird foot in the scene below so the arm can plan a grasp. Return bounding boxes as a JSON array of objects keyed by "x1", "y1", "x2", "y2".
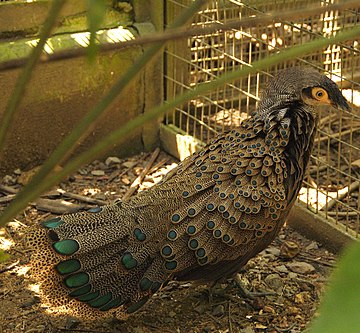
[{"x1": 232, "y1": 273, "x2": 277, "y2": 300}]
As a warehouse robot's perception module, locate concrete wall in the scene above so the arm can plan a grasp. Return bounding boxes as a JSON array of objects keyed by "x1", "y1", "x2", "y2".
[{"x1": 0, "y1": 0, "x2": 163, "y2": 176}]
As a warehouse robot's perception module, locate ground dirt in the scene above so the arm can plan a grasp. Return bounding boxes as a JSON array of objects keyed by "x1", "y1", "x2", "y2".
[{"x1": 0, "y1": 151, "x2": 336, "y2": 333}]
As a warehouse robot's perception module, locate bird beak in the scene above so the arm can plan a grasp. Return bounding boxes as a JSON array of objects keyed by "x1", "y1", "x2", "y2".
[{"x1": 332, "y1": 94, "x2": 351, "y2": 112}]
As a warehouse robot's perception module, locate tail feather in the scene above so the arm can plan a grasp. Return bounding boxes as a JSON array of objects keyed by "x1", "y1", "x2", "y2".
[
  {"x1": 51, "y1": 206, "x2": 132, "y2": 256},
  {"x1": 25, "y1": 201, "x2": 171, "y2": 319}
]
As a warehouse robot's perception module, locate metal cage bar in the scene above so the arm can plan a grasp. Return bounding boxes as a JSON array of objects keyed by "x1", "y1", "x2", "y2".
[{"x1": 164, "y1": 0, "x2": 360, "y2": 237}]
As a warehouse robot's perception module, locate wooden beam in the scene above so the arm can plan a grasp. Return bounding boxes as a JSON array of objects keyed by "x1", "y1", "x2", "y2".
[{"x1": 287, "y1": 201, "x2": 357, "y2": 254}]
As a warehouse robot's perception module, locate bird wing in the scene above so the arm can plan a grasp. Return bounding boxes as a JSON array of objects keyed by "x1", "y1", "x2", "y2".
[{"x1": 157, "y1": 116, "x2": 294, "y2": 281}]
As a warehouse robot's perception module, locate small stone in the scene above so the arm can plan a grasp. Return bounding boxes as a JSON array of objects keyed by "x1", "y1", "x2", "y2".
[
  {"x1": 94, "y1": 193, "x2": 106, "y2": 201},
  {"x1": 121, "y1": 177, "x2": 131, "y2": 185},
  {"x1": 295, "y1": 291, "x2": 311, "y2": 304},
  {"x1": 14, "y1": 169, "x2": 21, "y2": 175},
  {"x1": 78, "y1": 168, "x2": 88, "y2": 175},
  {"x1": 212, "y1": 304, "x2": 225, "y2": 316},
  {"x1": 280, "y1": 241, "x2": 300, "y2": 259},
  {"x1": 105, "y1": 156, "x2": 121, "y2": 166},
  {"x1": 91, "y1": 170, "x2": 105, "y2": 176},
  {"x1": 305, "y1": 241, "x2": 319, "y2": 251},
  {"x1": 68, "y1": 175, "x2": 76, "y2": 182},
  {"x1": 194, "y1": 304, "x2": 206, "y2": 315},
  {"x1": 17, "y1": 166, "x2": 42, "y2": 185},
  {"x1": 20, "y1": 297, "x2": 40, "y2": 308},
  {"x1": 263, "y1": 305, "x2": 275, "y2": 314},
  {"x1": 141, "y1": 181, "x2": 155, "y2": 188},
  {"x1": 275, "y1": 264, "x2": 288, "y2": 273},
  {"x1": 168, "y1": 311, "x2": 176, "y2": 318},
  {"x1": 133, "y1": 327, "x2": 145, "y2": 333},
  {"x1": 96, "y1": 162, "x2": 107, "y2": 170},
  {"x1": 265, "y1": 246, "x2": 280, "y2": 257},
  {"x1": 241, "y1": 327, "x2": 256, "y2": 333},
  {"x1": 44, "y1": 190, "x2": 61, "y2": 199},
  {"x1": 122, "y1": 161, "x2": 136, "y2": 168},
  {"x1": 287, "y1": 306, "x2": 300, "y2": 315},
  {"x1": 2, "y1": 175, "x2": 17, "y2": 185},
  {"x1": 286, "y1": 261, "x2": 316, "y2": 274},
  {"x1": 262, "y1": 253, "x2": 275, "y2": 261},
  {"x1": 288, "y1": 272, "x2": 298, "y2": 279},
  {"x1": 264, "y1": 273, "x2": 284, "y2": 291},
  {"x1": 65, "y1": 317, "x2": 80, "y2": 329},
  {"x1": 116, "y1": 2, "x2": 133, "y2": 12}
]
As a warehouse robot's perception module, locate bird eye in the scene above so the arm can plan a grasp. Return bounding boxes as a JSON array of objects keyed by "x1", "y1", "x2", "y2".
[{"x1": 311, "y1": 87, "x2": 328, "y2": 101}]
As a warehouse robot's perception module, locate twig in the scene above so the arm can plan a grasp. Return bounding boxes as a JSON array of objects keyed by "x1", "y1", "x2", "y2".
[
  {"x1": 228, "y1": 301, "x2": 233, "y2": 333},
  {"x1": 106, "y1": 155, "x2": 147, "y2": 184},
  {"x1": 0, "y1": 194, "x2": 16, "y2": 204},
  {"x1": 56, "y1": 189, "x2": 107, "y2": 205},
  {"x1": 0, "y1": 185, "x2": 19, "y2": 195},
  {"x1": 123, "y1": 148, "x2": 161, "y2": 200},
  {"x1": 0, "y1": 260, "x2": 19, "y2": 273},
  {"x1": 306, "y1": 175, "x2": 318, "y2": 189},
  {"x1": 208, "y1": 313, "x2": 223, "y2": 326},
  {"x1": 148, "y1": 157, "x2": 171, "y2": 174},
  {"x1": 34, "y1": 198, "x2": 86, "y2": 214},
  {"x1": 58, "y1": 328, "x2": 113, "y2": 333},
  {"x1": 322, "y1": 181, "x2": 360, "y2": 211},
  {"x1": 143, "y1": 323, "x2": 174, "y2": 333},
  {"x1": 106, "y1": 166, "x2": 131, "y2": 184},
  {"x1": 298, "y1": 254, "x2": 336, "y2": 268}
]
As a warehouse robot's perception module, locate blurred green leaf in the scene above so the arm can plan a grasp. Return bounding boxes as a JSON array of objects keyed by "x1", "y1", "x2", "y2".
[
  {"x1": 0, "y1": 249, "x2": 10, "y2": 262},
  {"x1": 309, "y1": 242, "x2": 360, "y2": 333},
  {"x1": 86, "y1": 0, "x2": 107, "y2": 62},
  {"x1": 0, "y1": 0, "x2": 210, "y2": 227}
]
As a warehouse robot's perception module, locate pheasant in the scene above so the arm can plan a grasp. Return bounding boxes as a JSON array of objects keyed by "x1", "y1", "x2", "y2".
[{"x1": 26, "y1": 67, "x2": 349, "y2": 319}]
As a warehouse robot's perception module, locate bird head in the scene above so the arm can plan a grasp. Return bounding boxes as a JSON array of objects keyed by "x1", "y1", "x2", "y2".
[{"x1": 259, "y1": 67, "x2": 350, "y2": 114}]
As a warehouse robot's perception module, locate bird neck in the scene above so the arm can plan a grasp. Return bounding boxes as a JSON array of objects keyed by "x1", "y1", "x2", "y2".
[
  {"x1": 288, "y1": 103, "x2": 318, "y2": 149},
  {"x1": 256, "y1": 100, "x2": 318, "y2": 154},
  {"x1": 254, "y1": 100, "x2": 317, "y2": 204}
]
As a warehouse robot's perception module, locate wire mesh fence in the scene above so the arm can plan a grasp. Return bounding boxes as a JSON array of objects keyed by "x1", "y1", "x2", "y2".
[{"x1": 164, "y1": 0, "x2": 360, "y2": 236}]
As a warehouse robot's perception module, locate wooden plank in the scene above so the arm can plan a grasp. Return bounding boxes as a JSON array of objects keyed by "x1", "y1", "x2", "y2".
[
  {"x1": 160, "y1": 124, "x2": 204, "y2": 160},
  {"x1": 287, "y1": 201, "x2": 357, "y2": 254},
  {"x1": 134, "y1": 22, "x2": 164, "y2": 151},
  {"x1": 0, "y1": 0, "x2": 130, "y2": 37}
]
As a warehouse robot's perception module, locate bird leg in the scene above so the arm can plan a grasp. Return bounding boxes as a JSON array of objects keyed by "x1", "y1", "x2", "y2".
[
  {"x1": 232, "y1": 273, "x2": 277, "y2": 300},
  {"x1": 201, "y1": 273, "x2": 277, "y2": 305}
]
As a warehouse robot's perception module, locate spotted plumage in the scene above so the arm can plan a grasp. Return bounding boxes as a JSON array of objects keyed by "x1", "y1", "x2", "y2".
[{"x1": 26, "y1": 67, "x2": 349, "y2": 319}]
